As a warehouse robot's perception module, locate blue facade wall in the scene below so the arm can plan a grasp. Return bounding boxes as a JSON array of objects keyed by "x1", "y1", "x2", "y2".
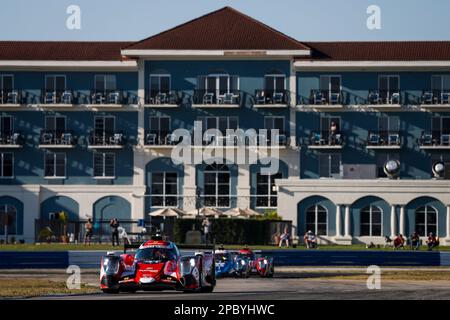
[
  {"x1": 297, "y1": 110, "x2": 450, "y2": 179},
  {"x1": 40, "y1": 196, "x2": 79, "y2": 221},
  {"x1": 0, "y1": 110, "x2": 137, "y2": 185}
]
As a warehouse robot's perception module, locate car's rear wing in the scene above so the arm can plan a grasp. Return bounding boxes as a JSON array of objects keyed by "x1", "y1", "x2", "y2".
[{"x1": 123, "y1": 241, "x2": 216, "y2": 253}]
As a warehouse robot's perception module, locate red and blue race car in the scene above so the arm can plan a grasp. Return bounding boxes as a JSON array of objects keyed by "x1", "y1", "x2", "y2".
[
  {"x1": 100, "y1": 236, "x2": 215, "y2": 293},
  {"x1": 237, "y1": 247, "x2": 274, "y2": 277}
]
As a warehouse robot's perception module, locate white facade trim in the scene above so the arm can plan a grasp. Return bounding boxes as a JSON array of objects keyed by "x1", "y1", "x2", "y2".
[
  {"x1": 294, "y1": 60, "x2": 450, "y2": 70},
  {"x1": 0, "y1": 60, "x2": 137, "y2": 70},
  {"x1": 121, "y1": 49, "x2": 310, "y2": 58}
]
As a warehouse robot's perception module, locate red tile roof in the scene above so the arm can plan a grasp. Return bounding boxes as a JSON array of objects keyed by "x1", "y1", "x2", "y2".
[
  {"x1": 125, "y1": 7, "x2": 309, "y2": 51},
  {"x1": 299, "y1": 41, "x2": 450, "y2": 61},
  {"x1": 0, "y1": 41, "x2": 132, "y2": 61}
]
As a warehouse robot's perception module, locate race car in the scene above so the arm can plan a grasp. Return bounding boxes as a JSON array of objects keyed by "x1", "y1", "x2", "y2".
[
  {"x1": 214, "y1": 248, "x2": 251, "y2": 278},
  {"x1": 100, "y1": 236, "x2": 215, "y2": 293},
  {"x1": 237, "y1": 247, "x2": 274, "y2": 277}
]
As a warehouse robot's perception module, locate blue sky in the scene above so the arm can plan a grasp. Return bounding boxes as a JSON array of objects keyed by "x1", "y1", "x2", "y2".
[{"x1": 1, "y1": 0, "x2": 450, "y2": 41}]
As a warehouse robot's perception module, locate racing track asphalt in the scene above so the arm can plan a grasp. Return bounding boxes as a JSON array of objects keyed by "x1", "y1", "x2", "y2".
[{"x1": 25, "y1": 270, "x2": 450, "y2": 300}]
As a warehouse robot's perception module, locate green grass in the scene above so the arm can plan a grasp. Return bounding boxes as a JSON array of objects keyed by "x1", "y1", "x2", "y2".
[
  {"x1": 0, "y1": 279, "x2": 98, "y2": 297},
  {"x1": 0, "y1": 243, "x2": 446, "y2": 252}
]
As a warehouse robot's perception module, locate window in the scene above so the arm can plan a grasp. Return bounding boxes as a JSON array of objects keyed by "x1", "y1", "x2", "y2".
[
  {"x1": 0, "y1": 204, "x2": 17, "y2": 235},
  {"x1": 376, "y1": 153, "x2": 399, "y2": 178},
  {"x1": 204, "y1": 163, "x2": 230, "y2": 207},
  {"x1": 149, "y1": 116, "x2": 170, "y2": 140},
  {"x1": 0, "y1": 75, "x2": 13, "y2": 92},
  {"x1": 264, "y1": 117, "x2": 285, "y2": 133},
  {"x1": 431, "y1": 75, "x2": 450, "y2": 95},
  {"x1": 44, "y1": 152, "x2": 66, "y2": 178},
  {"x1": 45, "y1": 116, "x2": 66, "y2": 133},
  {"x1": 0, "y1": 153, "x2": 13, "y2": 178},
  {"x1": 0, "y1": 116, "x2": 12, "y2": 136},
  {"x1": 432, "y1": 117, "x2": 450, "y2": 142},
  {"x1": 200, "y1": 117, "x2": 238, "y2": 134},
  {"x1": 151, "y1": 172, "x2": 178, "y2": 207},
  {"x1": 198, "y1": 74, "x2": 239, "y2": 95},
  {"x1": 320, "y1": 75, "x2": 341, "y2": 95},
  {"x1": 360, "y1": 205, "x2": 382, "y2": 236},
  {"x1": 415, "y1": 206, "x2": 437, "y2": 237},
  {"x1": 93, "y1": 152, "x2": 115, "y2": 178},
  {"x1": 94, "y1": 116, "x2": 115, "y2": 139},
  {"x1": 318, "y1": 154, "x2": 341, "y2": 178},
  {"x1": 150, "y1": 74, "x2": 171, "y2": 97},
  {"x1": 306, "y1": 205, "x2": 327, "y2": 236},
  {"x1": 379, "y1": 75, "x2": 400, "y2": 102},
  {"x1": 45, "y1": 75, "x2": 66, "y2": 94},
  {"x1": 378, "y1": 116, "x2": 400, "y2": 135},
  {"x1": 265, "y1": 74, "x2": 285, "y2": 93},
  {"x1": 95, "y1": 75, "x2": 116, "y2": 93},
  {"x1": 255, "y1": 172, "x2": 282, "y2": 208}
]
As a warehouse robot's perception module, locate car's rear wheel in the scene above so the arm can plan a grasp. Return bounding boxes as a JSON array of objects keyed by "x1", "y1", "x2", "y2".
[{"x1": 101, "y1": 288, "x2": 119, "y2": 294}]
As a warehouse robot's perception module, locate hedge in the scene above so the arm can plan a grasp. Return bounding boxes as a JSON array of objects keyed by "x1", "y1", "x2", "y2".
[{"x1": 174, "y1": 218, "x2": 284, "y2": 245}]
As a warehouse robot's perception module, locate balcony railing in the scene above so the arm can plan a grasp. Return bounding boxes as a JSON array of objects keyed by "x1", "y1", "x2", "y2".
[
  {"x1": 145, "y1": 91, "x2": 182, "y2": 105},
  {"x1": 367, "y1": 131, "x2": 401, "y2": 146},
  {"x1": 254, "y1": 90, "x2": 289, "y2": 105},
  {"x1": 40, "y1": 90, "x2": 74, "y2": 104},
  {"x1": 367, "y1": 90, "x2": 401, "y2": 105},
  {"x1": 39, "y1": 130, "x2": 75, "y2": 146},
  {"x1": 0, "y1": 132, "x2": 23, "y2": 146},
  {"x1": 310, "y1": 90, "x2": 342, "y2": 105},
  {"x1": 421, "y1": 90, "x2": 450, "y2": 105},
  {"x1": 145, "y1": 132, "x2": 180, "y2": 146},
  {"x1": 419, "y1": 132, "x2": 450, "y2": 147},
  {"x1": 310, "y1": 132, "x2": 344, "y2": 146},
  {"x1": 0, "y1": 90, "x2": 22, "y2": 105},
  {"x1": 192, "y1": 90, "x2": 241, "y2": 105},
  {"x1": 89, "y1": 131, "x2": 125, "y2": 147},
  {"x1": 89, "y1": 90, "x2": 127, "y2": 105}
]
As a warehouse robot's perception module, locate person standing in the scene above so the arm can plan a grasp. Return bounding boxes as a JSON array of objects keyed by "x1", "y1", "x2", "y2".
[
  {"x1": 202, "y1": 218, "x2": 212, "y2": 244},
  {"x1": 110, "y1": 218, "x2": 120, "y2": 246},
  {"x1": 84, "y1": 218, "x2": 93, "y2": 246}
]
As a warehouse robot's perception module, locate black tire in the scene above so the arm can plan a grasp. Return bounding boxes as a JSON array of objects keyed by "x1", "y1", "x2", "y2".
[{"x1": 102, "y1": 288, "x2": 119, "y2": 294}]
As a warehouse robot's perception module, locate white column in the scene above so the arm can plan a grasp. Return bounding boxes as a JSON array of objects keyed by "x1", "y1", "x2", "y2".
[
  {"x1": 133, "y1": 58, "x2": 146, "y2": 186},
  {"x1": 390, "y1": 205, "x2": 397, "y2": 238},
  {"x1": 236, "y1": 163, "x2": 250, "y2": 209},
  {"x1": 399, "y1": 206, "x2": 405, "y2": 236},
  {"x1": 335, "y1": 204, "x2": 341, "y2": 237},
  {"x1": 344, "y1": 205, "x2": 350, "y2": 237},
  {"x1": 446, "y1": 205, "x2": 450, "y2": 238},
  {"x1": 289, "y1": 59, "x2": 297, "y2": 147}
]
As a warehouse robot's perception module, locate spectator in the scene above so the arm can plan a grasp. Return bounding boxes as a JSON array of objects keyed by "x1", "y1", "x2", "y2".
[
  {"x1": 303, "y1": 230, "x2": 317, "y2": 249},
  {"x1": 393, "y1": 234, "x2": 405, "y2": 250},
  {"x1": 279, "y1": 228, "x2": 290, "y2": 248},
  {"x1": 410, "y1": 232, "x2": 421, "y2": 250},
  {"x1": 329, "y1": 121, "x2": 339, "y2": 145},
  {"x1": 84, "y1": 218, "x2": 93, "y2": 246},
  {"x1": 383, "y1": 235, "x2": 393, "y2": 248},
  {"x1": 426, "y1": 232, "x2": 439, "y2": 251},
  {"x1": 110, "y1": 218, "x2": 120, "y2": 246},
  {"x1": 202, "y1": 218, "x2": 212, "y2": 245}
]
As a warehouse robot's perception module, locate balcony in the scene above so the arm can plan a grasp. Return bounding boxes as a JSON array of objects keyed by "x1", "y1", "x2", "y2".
[
  {"x1": 253, "y1": 90, "x2": 289, "y2": 108},
  {"x1": 0, "y1": 90, "x2": 22, "y2": 106},
  {"x1": 192, "y1": 90, "x2": 240, "y2": 108},
  {"x1": 144, "y1": 132, "x2": 180, "y2": 148},
  {"x1": 193, "y1": 131, "x2": 288, "y2": 148},
  {"x1": 308, "y1": 132, "x2": 344, "y2": 149},
  {"x1": 144, "y1": 91, "x2": 182, "y2": 107},
  {"x1": 366, "y1": 131, "x2": 401, "y2": 149},
  {"x1": 39, "y1": 90, "x2": 75, "y2": 106},
  {"x1": 309, "y1": 90, "x2": 343, "y2": 109},
  {"x1": 419, "y1": 132, "x2": 450, "y2": 149},
  {"x1": 88, "y1": 90, "x2": 129, "y2": 107},
  {"x1": 0, "y1": 132, "x2": 23, "y2": 148},
  {"x1": 420, "y1": 90, "x2": 450, "y2": 109},
  {"x1": 38, "y1": 130, "x2": 76, "y2": 149},
  {"x1": 88, "y1": 132, "x2": 125, "y2": 149},
  {"x1": 366, "y1": 90, "x2": 401, "y2": 108}
]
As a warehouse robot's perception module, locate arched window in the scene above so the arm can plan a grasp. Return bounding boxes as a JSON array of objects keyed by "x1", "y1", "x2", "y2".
[
  {"x1": 360, "y1": 205, "x2": 382, "y2": 236},
  {"x1": 0, "y1": 204, "x2": 17, "y2": 235},
  {"x1": 415, "y1": 206, "x2": 437, "y2": 236},
  {"x1": 306, "y1": 205, "x2": 327, "y2": 236},
  {"x1": 204, "y1": 163, "x2": 230, "y2": 208}
]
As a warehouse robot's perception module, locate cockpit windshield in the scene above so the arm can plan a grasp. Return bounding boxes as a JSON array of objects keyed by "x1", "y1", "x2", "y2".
[{"x1": 135, "y1": 247, "x2": 176, "y2": 262}]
